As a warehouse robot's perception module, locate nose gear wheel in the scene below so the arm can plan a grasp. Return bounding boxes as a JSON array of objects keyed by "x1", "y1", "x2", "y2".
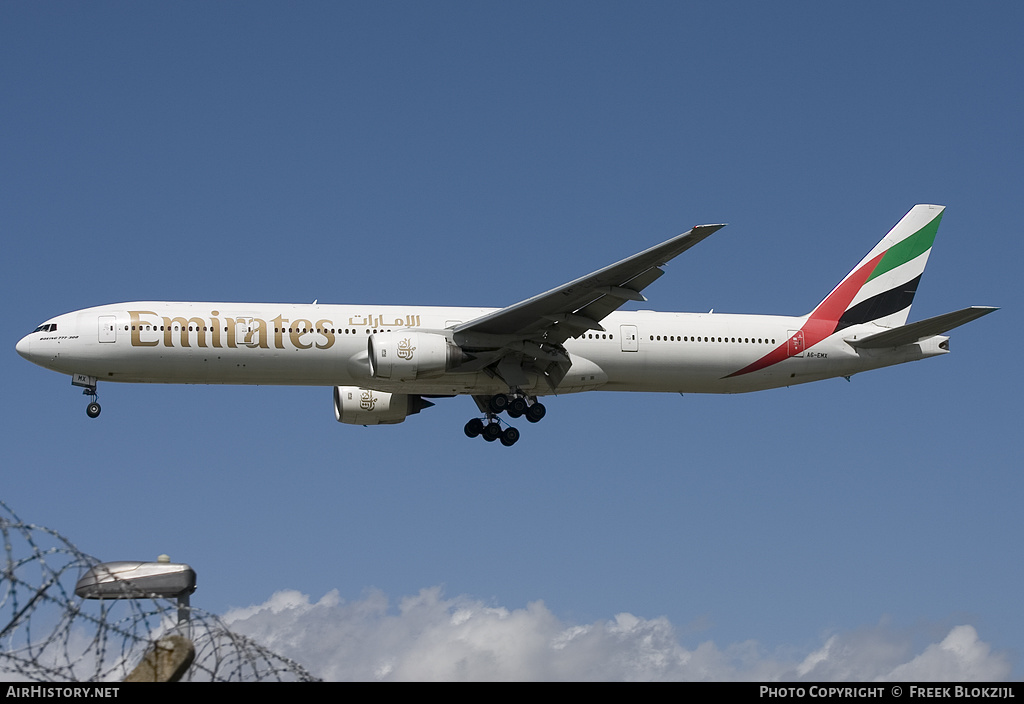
[{"x1": 83, "y1": 386, "x2": 101, "y2": 418}]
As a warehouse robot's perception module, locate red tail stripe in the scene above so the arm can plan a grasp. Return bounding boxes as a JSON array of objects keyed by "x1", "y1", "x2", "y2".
[{"x1": 725, "y1": 251, "x2": 884, "y2": 378}]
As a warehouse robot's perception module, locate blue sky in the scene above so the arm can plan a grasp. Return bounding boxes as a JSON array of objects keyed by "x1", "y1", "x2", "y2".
[{"x1": 3, "y1": 2, "x2": 1020, "y2": 680}]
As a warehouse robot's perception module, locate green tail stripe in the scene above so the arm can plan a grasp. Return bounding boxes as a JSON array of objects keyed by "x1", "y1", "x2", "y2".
[{"x1": 866, "y1": 210, "x2": 943, "y2": 283}]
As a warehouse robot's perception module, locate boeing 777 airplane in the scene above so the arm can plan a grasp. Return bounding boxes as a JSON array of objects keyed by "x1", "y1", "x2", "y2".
[{"x1": 17, "y1": 205, "x2": 996, "y2": 447}]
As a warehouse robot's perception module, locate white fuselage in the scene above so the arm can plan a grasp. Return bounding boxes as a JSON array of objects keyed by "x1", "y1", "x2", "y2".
[{"x1": 17, "y1": 301, "x2": 947, "y2": 397}]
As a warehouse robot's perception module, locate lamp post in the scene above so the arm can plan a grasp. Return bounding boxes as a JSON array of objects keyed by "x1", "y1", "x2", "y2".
[{"x1": 75, "y1": 555, "x2": 197, "y2": 681}]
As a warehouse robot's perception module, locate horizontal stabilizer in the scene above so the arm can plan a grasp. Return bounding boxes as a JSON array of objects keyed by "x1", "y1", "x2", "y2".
[{"x1": 847, "y1": 306, "x2": 998, "y2": 349}]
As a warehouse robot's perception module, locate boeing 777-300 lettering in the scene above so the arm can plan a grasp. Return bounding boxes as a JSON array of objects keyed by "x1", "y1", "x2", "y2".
[{"x1": 17, "y1": 205, "x2": 997, "y2": 446}]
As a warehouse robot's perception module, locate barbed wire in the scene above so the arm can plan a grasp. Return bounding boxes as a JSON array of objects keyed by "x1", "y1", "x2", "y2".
[{"x1": 1, "y1": 501, "x2": 319, "y2": 682}]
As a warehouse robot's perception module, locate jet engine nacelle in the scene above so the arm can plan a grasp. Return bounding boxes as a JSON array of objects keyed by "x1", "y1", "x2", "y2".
[
  {"x1": 333, "y1": 386, "x2": 435, "y2": 425},
  {"x1": 367, "y1": 331, "x2": 464, "y2": 381}
]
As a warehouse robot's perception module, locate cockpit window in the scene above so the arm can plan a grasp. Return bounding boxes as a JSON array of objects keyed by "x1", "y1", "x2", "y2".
[{"x1": 32, "y1": 323, "x2": 56, "y2": 333}]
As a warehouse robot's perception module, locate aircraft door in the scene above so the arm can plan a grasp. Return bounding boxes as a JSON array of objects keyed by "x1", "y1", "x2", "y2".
[
  {"x1": 235, "y1": 318, "x2": 256, "y2": 347},
  {"x1": 98, "y1": 316, "x2": 116, "y2": 343},
  {"x1": 620, "y1": 325, "x2": 638, "y2": 352},
  {"x1": 787, "y1": 329, "x2": 805, "y2": 357}
]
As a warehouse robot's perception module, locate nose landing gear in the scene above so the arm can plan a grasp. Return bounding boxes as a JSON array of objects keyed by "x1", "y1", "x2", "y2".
[
  {"x1": 84, "y1": 387, "x2": 101, "y2": 418},
  {"x1": 72, "y1": 375, "x2": 101, "y2": 418}
]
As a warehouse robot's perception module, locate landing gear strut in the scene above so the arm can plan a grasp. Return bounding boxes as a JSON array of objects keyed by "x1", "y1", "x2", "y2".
[{"x1": 465, "y1": 393, "x2": 545, "y2": 447}]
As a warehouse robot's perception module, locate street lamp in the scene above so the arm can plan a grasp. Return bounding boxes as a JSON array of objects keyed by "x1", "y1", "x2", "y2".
[
  {"x1": 75, "y1": 555, "x2": 197, "y2": 682},
  {"x1": 75, "y1": 555, "x2": 196, "y2": 626}
]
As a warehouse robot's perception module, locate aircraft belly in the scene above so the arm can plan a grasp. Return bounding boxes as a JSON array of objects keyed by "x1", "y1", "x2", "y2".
[
  {"x1": 359, "y1": 373, "x2": 504, "y2": 396},
  {"x1": 595, "y1": 345, "x2": 749, "y2": 393}
]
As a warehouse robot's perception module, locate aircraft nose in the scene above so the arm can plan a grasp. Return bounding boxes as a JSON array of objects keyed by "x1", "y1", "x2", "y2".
[{"x1": 16, "y1": 334, "x2": 32, "y2": 360}]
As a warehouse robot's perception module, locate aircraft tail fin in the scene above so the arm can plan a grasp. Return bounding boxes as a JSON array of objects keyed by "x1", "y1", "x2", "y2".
[{"x1": 806, "y1": 204, "x2": 944, "y2": 332}]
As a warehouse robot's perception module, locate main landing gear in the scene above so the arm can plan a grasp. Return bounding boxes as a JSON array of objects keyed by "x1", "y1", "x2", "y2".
[
  {"x1": 464, "y1": 417, "x2": 519, "y2": 446},
  {"x1": 464, "y1": 394, "x2": 546, "y2": 447}
]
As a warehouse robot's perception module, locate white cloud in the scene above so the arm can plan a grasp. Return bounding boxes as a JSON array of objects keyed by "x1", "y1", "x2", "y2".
[
  {"x1": 222, "y1": 587, "x2": 1012, "y2": 682},
  {"x1": 887, "y1": 626, "x2": 1010, "y2": 682}
]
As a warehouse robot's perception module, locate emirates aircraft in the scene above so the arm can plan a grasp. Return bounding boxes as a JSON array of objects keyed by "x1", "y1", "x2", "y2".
[{"x1": 17, "y1": 205, "x2": 996, "y2": 447}]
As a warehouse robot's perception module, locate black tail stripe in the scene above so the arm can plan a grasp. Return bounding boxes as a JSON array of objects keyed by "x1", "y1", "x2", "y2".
[{"x1": 834, "y1": 274, "x2": 922, "y2": 333}]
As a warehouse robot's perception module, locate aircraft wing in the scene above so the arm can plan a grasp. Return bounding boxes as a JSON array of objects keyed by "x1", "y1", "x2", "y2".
[
  {"x1": 846, "y1": 306, "x2": 998, "y2": 349},
  {"x1": 452, "y1": 223, "x2": 725, "y2": 390},
  {"x1": 455, "y1": 224, "x2": 725, "y2": 342}
]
